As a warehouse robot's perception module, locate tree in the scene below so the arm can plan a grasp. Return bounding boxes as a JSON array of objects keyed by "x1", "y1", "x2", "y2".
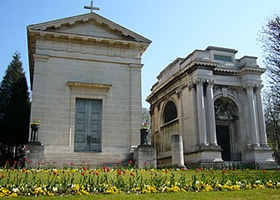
[
  {"x1": 0, "y1": 52, "x2": 30, "y2": 147},
  {"x1": 263, "y1": 92, "x2": 280, "y2": 164},
  {"x1": 259, "y1": 14, "x2": 280, "y2": 164},
  {"x1": 259, "y1": 14, "x2": 280, "y2": 97}
]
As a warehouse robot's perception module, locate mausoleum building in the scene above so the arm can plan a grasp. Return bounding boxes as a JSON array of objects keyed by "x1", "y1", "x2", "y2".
[
  {"x1": 147, "y1": 46, "x2": 276, "y2": 168},
  {"x1": 27, "y1": 12, "x2": 151, "y2": 165}
]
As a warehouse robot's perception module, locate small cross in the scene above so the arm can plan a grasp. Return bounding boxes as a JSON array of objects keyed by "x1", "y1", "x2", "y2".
[{"x1": 84, "y1": 0, "x2": 100, "y2": 13}]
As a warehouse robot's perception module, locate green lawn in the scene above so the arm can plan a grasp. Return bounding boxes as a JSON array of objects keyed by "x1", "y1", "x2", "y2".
[
  {"x1": 0, "y1": 167, "x2": 279, "y2": 197},
  {"x1": 0, "y1": 189, "x2": 279, "y2": 200}
]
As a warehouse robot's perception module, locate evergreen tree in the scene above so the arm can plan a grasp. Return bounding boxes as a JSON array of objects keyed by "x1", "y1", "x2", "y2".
[
  {"x1": 0, "y1": 52, "x2": 30, "y2": 146},
  {"x1": 259, "y1": 14, "x2": 280, "y2": 164}
]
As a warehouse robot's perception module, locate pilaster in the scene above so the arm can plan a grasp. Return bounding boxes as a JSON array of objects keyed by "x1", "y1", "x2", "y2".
[
  {"x1": 255, "y1": 85, "x2": 268, "y2": 147},
  {"x1": 188, "y1": 82, "x2": 199, "y2": 146},
  {"x1": 243, "y1": 83, "x2": 260, "y2": 147},
  {"x1": 129, "y1": 64, "x2": 142, "y2": 147},
  {"x1": 206, "y1": 80, "x2": 218, "y2": 146},
  {"x1": 195, "y1": 79, "x2": 208, "y2": 146}
]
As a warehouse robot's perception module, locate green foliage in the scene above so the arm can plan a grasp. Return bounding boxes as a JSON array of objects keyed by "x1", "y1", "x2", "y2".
[
  {"x1": 260, "y1": 14, "x2": 280, "y2": 86},
  {"x1": 0, "y1": 52, "x2": 30, "y2": 146},
  {"x1": 142, "y1": 108, "x2": 150, "y2": 129},
  {"x1": 259, "y1": 14, "x2": 280, "y2": 164},
  {"x1": 0, "y1": 190, "x2": 279, "y2": 200},
  {"x1": 0, "y1": 164, "x2": 279, "y2": 197}
]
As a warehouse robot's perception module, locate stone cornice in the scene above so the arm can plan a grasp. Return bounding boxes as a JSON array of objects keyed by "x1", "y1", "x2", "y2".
[
  {"x1": 214, "y1": 66, "x2": 266, "y2": 76},
  {"x1": 66, "y1": 81, "x2": 112, "y2": 90},
  {"x1": 185, "y1": 61, "x2": 217, "y2": 74},
  {"x1": 240, "y1": 67, "x2": 266, "y2": 75},
  {"x1": 213, "y1": 67, "x2": 240, "y2": 75},
  {"x1": 129, "y1": 63, "x2": 144, "y2": 69},
  {"x1": 147, "y1": 87, "x2": 179, "y2": 107},
  {"x1": 148, "y1": 62, "x2": 266, "y2": 104},
  {"x1": 29, "y1": 30, "x2": 150, "y2": 48},
  {"x1": 28, "y1": 12, "x2": 151, "y2": 44},
  {"x1": 149, "y1": 62, "x2": 216, "y2": 101},
  {"x1": 146, "y1": 78, "x2": 180, "y2": 105},
  {"x1": 33, "y1": 54, "x2": 50, "y2": 62}
]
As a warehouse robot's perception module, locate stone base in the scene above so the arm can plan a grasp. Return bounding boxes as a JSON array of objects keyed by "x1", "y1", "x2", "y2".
[
  {"x1": 244, "y1": 146, "x2": 278, "y2": 169},
  {"x1": 185, "y1": 146, "x2": 223, "y2": 163},
  {"x1": 156, "y1": 155, "x2": 172, "y2": 168},
  {"x1": 43, "y1": 145, "x2": 133, "y2": 167},
  {"x1": 133, "y1": 145, "x2": 157, "y2": 169},
  {"x1": 27, "y1": 142, "x2": 45, "y2": 165}
]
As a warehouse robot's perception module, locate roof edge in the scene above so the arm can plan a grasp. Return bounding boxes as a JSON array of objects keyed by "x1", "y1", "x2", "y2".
[{"x1": 27, "y1": 12, "x2": 151, "y2": 44}]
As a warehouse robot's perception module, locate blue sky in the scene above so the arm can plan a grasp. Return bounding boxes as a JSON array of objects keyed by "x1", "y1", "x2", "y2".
[{"x1": 0, "y1": 0, "x2": 279, "y2": 108}]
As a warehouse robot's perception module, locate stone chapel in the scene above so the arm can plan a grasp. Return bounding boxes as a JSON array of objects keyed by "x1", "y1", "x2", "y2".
[
  {"x1": 147, "y1": 46, "x2": 276, "y2": 169},
  {"x1": 27, "y1": 12, "x2": 151, "y2": 165}
]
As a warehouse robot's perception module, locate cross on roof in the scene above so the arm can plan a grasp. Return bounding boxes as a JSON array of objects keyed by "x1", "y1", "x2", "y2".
[{"x1": 84, "y1": 0, "x2": 100, "y2": 13}]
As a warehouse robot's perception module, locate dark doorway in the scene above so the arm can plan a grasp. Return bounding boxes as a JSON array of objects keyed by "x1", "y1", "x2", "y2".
[
  {"x1": 75, "y1": 99, "x2": 102, "y2": 152},
  {"x1": 216, "y1": 125, "x2": 231, "y2": 161}
]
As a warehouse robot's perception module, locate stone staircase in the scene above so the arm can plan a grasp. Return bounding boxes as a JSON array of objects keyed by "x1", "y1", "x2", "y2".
[
  {"x1": 26, "y1": 145, "x2": 138, "y2": 168},
  {"x1": 42, "y1": 152, "x2": 132, "y2": 167}
]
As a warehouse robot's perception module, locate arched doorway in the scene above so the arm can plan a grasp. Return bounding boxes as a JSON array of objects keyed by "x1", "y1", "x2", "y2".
[{"x1": 214, "y1": 97, "x2": 239, "y2": 161}]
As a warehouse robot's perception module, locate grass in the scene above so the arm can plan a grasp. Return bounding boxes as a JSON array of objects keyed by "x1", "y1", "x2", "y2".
[
  {"x1": 1, "y1": 168, "x2": 277, "y2": 182},
  {"x1": 0, "y1": 189, "x2": 279, "y2": 200},
  {"x1": 0, "y1": 166, "x2": 279, "y2": 198}
]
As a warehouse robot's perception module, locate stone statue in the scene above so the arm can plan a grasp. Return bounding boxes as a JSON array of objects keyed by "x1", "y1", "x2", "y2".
[{"x1": 215, "y1": 102, "x2": 238, "y2": 120}]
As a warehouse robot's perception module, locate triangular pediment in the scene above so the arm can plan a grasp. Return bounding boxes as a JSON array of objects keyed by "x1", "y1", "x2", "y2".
[
  {"x1": 28, "y1": 12, "x2": 151, "y2": 44},
  {"x1": 51, "y1": 20, "x2": 133, "y2": 41},
  {"x1": 27, "y1": 12, "x2": 151, "y2": 90}
]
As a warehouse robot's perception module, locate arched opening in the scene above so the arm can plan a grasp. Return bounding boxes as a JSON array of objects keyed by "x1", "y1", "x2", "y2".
[
  {"x1": 214, "y1": 97, "x2": 239, "y2": 161},
  {"x1": 163, "y1": 101, "x2": 178, "y2": 123},
  {"x1": 159, "y1": 101, "x2": 179, "y2": 153}
]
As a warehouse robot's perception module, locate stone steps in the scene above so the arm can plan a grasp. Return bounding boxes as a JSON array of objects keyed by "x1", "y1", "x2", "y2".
[
  {"x1": 41, "y1": 153, "x2": 132, "y2": 167},
  {"x1": 26, "y1": 145, "x2": 137, "y2": 168}
]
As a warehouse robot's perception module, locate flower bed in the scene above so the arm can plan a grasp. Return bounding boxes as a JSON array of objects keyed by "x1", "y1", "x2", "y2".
[{"x1": 0, "y1": 161, "x2": 279, "y2": 197}]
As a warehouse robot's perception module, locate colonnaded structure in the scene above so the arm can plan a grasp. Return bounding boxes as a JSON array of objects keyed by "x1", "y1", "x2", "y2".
[
  {"x1": 147, "y1": 46, "x2": 277, "y2": 169},
  {"x1": 27, "y1": 11, "x2": 151, "y2": 165}
]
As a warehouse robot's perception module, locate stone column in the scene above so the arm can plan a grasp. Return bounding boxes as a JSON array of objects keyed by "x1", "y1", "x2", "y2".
[
  {"x1": 196, "y1": 79, "x2": 208, "y2": 146},
  {"x1": 189, "y1": 83, "x2": 199, "y2": 145},
  {"x1": 171, "y1": 134, "x2": 185, "y2": 168},
  {"x1": 244, "y1": 84, "x2": 260, "y2": 147},
  {"x1": 255, "y1": 85, "x2": 268, "y2": 147},
  {"x1": 206, "y1": 80, "x2": 218, "y2": 146}
]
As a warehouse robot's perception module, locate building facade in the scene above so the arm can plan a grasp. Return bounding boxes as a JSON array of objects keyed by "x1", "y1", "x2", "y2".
[
  {"x1": 27, "y1": 12, "x2": 151, "y2": 165},
  {"x1": 147, "y1": 46, "x2": 276, "y2": 168}
]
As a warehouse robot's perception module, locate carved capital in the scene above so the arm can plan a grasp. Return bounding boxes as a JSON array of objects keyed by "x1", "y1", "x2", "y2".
[
  {"x1": 188, "y1": 80, "x2": 196, "y2": 91},
  {"x1": 188, "y1": 81, "x2": 195, "y2": 91},
  {"x1": 194, "y1": 78, "x2": 206, "y2": 86},
  {"x1": 196, "y1": 78, "x2": 203, "y2": 85},
  {"x1": 254, "y1": 84, "x2": 264, "y2": 92},
  {"x1": 243, "y1": 83, "x2": 254, "y2": 91},
  {"x1": 205, "y1": 79, "x2": 215, "y2": 87},
  {"x1": 176, "y1": 88, "x2": 181, "y2": 98}
]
